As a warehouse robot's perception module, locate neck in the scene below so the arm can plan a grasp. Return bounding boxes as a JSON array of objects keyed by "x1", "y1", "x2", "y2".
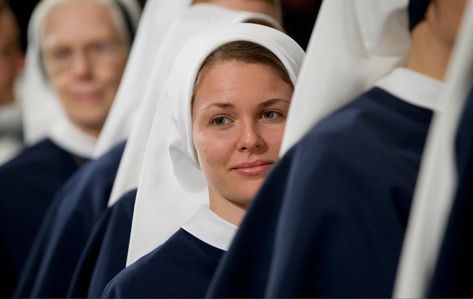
[
  {"x1": 406, "y1": 21, "x2": 454, "y2": 81},
  {"x1": 75, "y1": 123, "x2": 101, "y2": 140},
  {"x1": 209, "y1": 188, "x2": 246, "y2": 226}
]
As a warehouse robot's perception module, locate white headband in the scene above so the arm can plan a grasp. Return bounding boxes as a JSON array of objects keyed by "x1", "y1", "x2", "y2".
[{"x1": 126, "y1": 23, "x2": 304, "y2": 265}]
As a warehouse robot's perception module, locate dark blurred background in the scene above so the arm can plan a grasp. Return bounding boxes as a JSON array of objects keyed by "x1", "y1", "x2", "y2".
[{"x1": 8, "y1": 0, "x2": 322, "y2": 53}]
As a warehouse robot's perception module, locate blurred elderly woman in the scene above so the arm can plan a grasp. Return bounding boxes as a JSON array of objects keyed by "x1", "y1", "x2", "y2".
[{"x1": 0, "y1": 0, "x2": 138, "y2": 296}]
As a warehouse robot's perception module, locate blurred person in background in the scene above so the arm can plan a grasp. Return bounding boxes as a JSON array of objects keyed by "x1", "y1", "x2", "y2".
[
  {"x1": 0, "y1": 0, "x2": 24, "y2": 165},
  {"x1": 0, "y1": 0, "x2": 137, "y2": 296}
]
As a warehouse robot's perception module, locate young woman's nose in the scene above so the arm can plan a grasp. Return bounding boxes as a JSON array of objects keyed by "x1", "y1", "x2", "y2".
[{"x1": 237, "y1": 122, "x2": 265, "y2": 152}]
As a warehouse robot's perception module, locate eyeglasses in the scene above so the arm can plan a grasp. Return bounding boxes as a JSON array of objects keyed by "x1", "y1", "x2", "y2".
[{"x1": 42, "y1": 39, "x2": 126, "y2": 75}]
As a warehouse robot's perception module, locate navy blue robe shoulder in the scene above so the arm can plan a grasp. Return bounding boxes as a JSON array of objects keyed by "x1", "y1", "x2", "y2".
[
  {"x1": 0, "y1": 138, "x2": 81, "y2": 297},
  {"x1": 207, "y1": 87, "x2": 433, "y2": 298},
  {"x1": 102, "y1": 228, "x2": 224, "y2": 298},
  {"x1": 14, "y1": 141, "x2": 125, "y2": 298}
]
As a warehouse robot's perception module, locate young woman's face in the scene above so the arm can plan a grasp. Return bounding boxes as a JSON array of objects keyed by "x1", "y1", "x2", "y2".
[{"x1": 192, "y1": 60, "x2": 293, "y2": 208}]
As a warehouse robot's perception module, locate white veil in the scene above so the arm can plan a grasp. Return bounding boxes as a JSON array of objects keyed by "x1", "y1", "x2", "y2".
[{"x1": 93, "y1": 0, "x2": 192, "y2": 157}]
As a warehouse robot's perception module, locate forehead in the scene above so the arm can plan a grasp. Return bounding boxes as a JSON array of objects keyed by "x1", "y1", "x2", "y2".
[
  {"x1": 194, "y1": 60, "x2": 289, "y2": 106},
  {"x1": 42, "y1": 1, "x2": 119, "y2": 46}
]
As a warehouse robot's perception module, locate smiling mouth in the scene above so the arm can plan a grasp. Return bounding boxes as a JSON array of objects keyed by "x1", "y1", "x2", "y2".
[
  {"x1": 231, "y1": 161, "x2": 274, "y2": 177},
  {"x1": 75, "y1": 90, "x2": 102, "y2": 102}
]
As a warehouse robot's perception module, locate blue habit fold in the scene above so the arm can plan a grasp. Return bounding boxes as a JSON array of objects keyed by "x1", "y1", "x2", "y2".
[
  {"x1": 102, "y1": 229, "x2": 224, "y2": 298},
  {"x1": 67, "y1": 189, "x2": 136, "y2": 298},
  {"x1": 0, "y1": 139, "x2": 83, "y2": 297},
  {"x1": 13, "y1": 141, "x2": 125, "y2": 298}
]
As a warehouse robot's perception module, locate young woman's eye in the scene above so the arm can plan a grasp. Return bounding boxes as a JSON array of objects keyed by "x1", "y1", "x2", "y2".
[
  {"x1": 210, "y1": 116, "x2": 231, "y2": 126},
  {"x1": 261, "y1": 110, "x2": 283, "y2": 120}
]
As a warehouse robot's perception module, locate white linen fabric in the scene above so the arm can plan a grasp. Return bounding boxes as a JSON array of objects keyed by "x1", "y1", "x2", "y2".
[
  {"x1": 48, "y1": 118, "x2": 96, "y2": 158},
  {"x1": 280, "y1": 0, "x2": 411, "y2": 154},
  {"x1": 93, "y1": 0, "x2": 192, "y2": 157},
  {"x1": 126, "y1": 23, "x2": 304, "y2": 265},
  {"x1": 374, "y1": 67, "x2": 443, "y2": 112},
  {"x1": 394, "y1": 1, "x2": 473, "y2": 297},
  {"x1": 107, "y1": 4, "x2": 281, "y2": 206},
  {"x1": 17, "y1": 0, "x2": 140, "y2": 148},
  {"x1": 182, "y1": 205, "x2": 238, "y2": 251}
]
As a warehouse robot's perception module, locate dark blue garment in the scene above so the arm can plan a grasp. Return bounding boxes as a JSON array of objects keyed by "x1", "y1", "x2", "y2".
[
  {"x1": 67, "y1": 189, "x2": 136, "y2": 298},
  {"x1": 427, "y1": 88, "x2": 473, "y2": 297},
  {"x1": 207, "y1": 87, "x2": 433, "y2": 298},
  {"x1": 102, "y1": 229, "x2": 224, "y2": 298},
  {"x1": 0, "y1": 139, "x2": 82, "y2": 297},
  {"x1": 14, "y1": 141, "x2": 125, "y2": 298}
]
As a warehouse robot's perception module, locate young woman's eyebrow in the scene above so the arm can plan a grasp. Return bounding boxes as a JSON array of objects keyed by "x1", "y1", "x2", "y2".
[
  {"x1": 258, "y1": 98, "x2": 290, "y2": 108},
  {"x1": 200, "y1": 102, "x2": 235, "y2": 112}
]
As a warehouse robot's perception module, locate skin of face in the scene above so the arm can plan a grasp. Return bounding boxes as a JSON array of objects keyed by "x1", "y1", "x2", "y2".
[
  {"x1": 200, "y1": 0, "x2": 278, "y2": 20},
  {"x1": 0, "y1": 6, "x2": 23, "y2": 105},
  {"x1": 42, "y1": 0, "x2": 129, "y2": 138},
  {"x1": 192, "y1": 60, "x2": 293, "y2": 224}
]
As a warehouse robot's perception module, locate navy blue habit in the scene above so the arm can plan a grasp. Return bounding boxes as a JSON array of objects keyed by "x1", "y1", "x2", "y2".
[
  {"x1": 427, "y1": 87, "x2": 473, "y2": 297},
  {"x1": 207, "y1": 87, "x2": 433, "y2": 297},
  {"x1": 0, "y1": 138, "x2": 84, "y2": 297},
  {"x1": 67, "y1": 189, "x2": 136, "y2": 298},
  {"x1": 102, "y1": 228, "x2": 225, "y2": 298},
  {"x1": 13, "y1": 141, "x2": 126, "y2": 298}
]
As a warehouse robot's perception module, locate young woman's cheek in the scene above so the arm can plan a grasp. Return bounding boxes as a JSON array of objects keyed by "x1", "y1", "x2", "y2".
[{"x1": 194, "y1": 128, "x2": 234, "y2": 171}]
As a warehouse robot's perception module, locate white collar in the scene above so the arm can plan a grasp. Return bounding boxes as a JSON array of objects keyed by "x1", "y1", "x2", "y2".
[
  {"x1": 375, "y1": 67, "x2": 445, "y2": 112},
  {"x1": 182, "y1": 206, "x2": 238, "y2": 251},
  {"x1": 47, "y1": 119, "x2": 96, "y2": 158}
]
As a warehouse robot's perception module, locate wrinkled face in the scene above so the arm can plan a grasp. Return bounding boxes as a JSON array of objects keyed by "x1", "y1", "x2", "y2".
[
  {"x1": 192, "y1": 61, "x2": 293, "y2": 207},
  {"x1": 426, "y1": 0, "x2": 467, "y2": 46},
  {"x1": 0, "y1": 7, "x2": 23, "y2": 105},
  {"x1": 204, "y1": 0, "x2": 278, "y2": 20},
  {"x1": 42, "y1": 0, "x2": 129, "y2": 137}
]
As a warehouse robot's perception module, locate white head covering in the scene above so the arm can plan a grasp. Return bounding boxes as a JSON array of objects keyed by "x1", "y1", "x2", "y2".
[
  {"x1": 280, "y1": 0, "x2": 411, "y2": 154},
  {"x1": 17, "y1": 0, "x2": 140, "y2": 155},
  {"x1": 394, "y1": 1, "x2": 473, "y2": 297},
  {"x1": 126, "y1": 23, "x2": 304, "y2": 265},
  {"x1": 93, "y1": 0, "x2": 192, "y2": 157},
  {"x1": 107, "y1": 4, "x2": 281, "y2": 206}
]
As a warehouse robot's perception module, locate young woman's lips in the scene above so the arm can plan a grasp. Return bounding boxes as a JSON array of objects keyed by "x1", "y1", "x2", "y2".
[
  {"x1": 231, "y1": 160, "x2": 274, "y2": 177},
  {"x1": 75, "y1": 90, "x2": 102, "y2": 102}
]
